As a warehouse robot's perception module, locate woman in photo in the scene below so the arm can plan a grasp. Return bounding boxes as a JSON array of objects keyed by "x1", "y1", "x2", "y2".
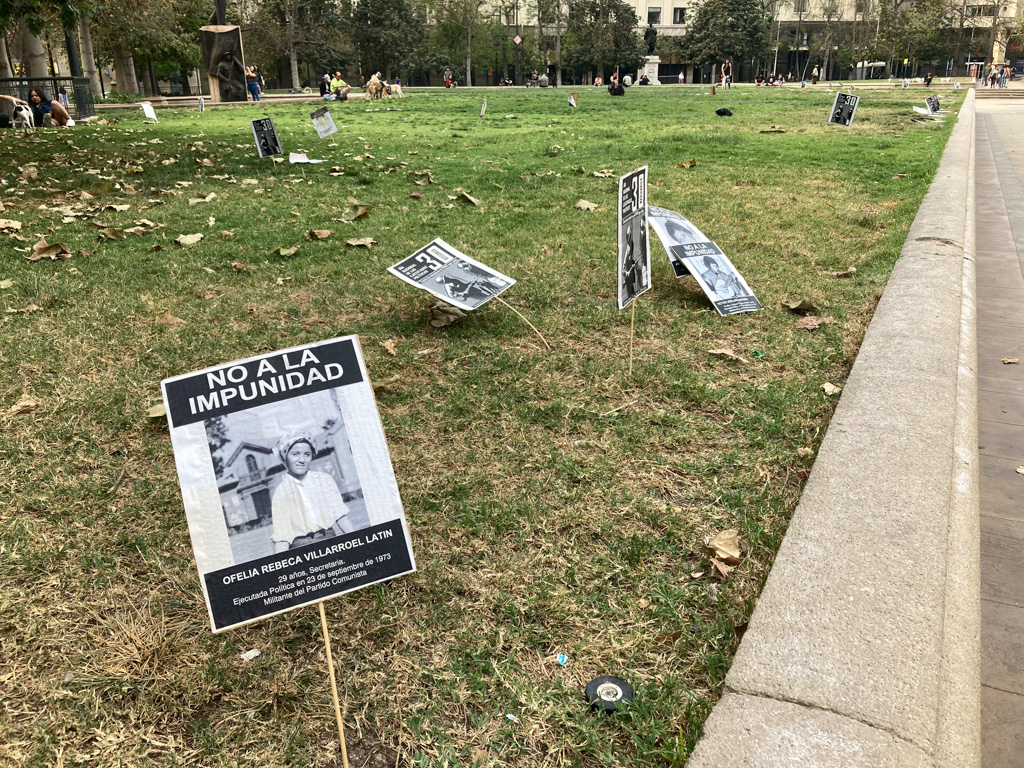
[{"x1": 271, "y1": 431, "x2": 354, "y2": 552}]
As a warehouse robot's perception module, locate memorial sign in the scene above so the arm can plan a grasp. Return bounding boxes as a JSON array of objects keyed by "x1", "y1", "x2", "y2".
[
  {"x1": 829, "y1": 92, "x2": 859, "y2": 127},
  {"x1": 251, "y1": 117, "x2": 283, "y2": 158},
  {"x1": 388, "y1": 239, "x2": 516, "y2": 311},
  {"x1": 616, "y1": 166, "x2": 650, "y2": 310},
  {"x1": 311, "y1": 106, "x2": 338, "y2": 139},
  {"x1": 161, "y1": 336, "x2": 416, "y2": 632}
]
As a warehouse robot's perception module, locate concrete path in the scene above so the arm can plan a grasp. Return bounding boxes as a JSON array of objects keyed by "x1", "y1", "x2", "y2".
[{"x1": 976, "y1": 99, "x2": 1024, "y2": 767}]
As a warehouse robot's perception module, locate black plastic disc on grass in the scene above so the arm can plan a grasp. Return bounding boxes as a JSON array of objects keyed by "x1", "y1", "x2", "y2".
[{"x1": 585, "y1": 676, "x2": 634, "y2": 714}]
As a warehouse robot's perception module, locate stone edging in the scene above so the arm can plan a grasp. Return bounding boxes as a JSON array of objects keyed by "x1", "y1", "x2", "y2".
[{"x1": 686, "y1": 90, "x2": 979, "y2": 767}]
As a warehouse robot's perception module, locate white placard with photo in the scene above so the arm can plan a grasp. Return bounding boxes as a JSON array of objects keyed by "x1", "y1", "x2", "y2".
[
  {"x1": 162, "y1": 336, "x2": 415, "y2": 632},
  {"x1": 388, "y1": 238, "x2": 516, "y2": 311},
  {"x1": 141, "y1": 101, "x2": 158, "y2": 123},
  {"x1": 311, "y1": 106, "x2": 338, "y2": 139}
]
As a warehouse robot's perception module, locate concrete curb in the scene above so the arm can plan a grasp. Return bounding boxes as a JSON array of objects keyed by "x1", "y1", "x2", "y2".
[{"x1": 686, "y1": 91, "x2": 979, "y2": 767}]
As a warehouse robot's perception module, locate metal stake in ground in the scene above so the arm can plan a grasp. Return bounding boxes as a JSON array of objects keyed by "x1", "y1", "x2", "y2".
[{"x1": 318, "y1": 601, "x2": 350, "y2": 768}]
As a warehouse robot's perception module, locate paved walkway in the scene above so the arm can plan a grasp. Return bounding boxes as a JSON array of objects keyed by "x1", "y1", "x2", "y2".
[{"x1": 976, "y1": 99, "x2": 1024, "y2": 767}]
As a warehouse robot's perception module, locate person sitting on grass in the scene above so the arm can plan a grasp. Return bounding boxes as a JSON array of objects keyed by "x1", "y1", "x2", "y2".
[
  {"x1": 330, "y1": 72, "x2": 350, "y2": 101},
  {"x1": 319, "y1": 74, "x2": 332, "y2": 99},
  {"x1": 26, "y1": 88, "x2": 72, "y2": 127},
  {"x1": 271, "y1": 431, "x2": 355, "y2": 553},
  {"x1": 608, "y1": 81, "x2": 625, "y2": 96}
]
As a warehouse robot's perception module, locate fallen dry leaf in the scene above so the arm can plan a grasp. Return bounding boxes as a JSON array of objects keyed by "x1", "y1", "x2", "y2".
[
  {"x1": 708, "y1": 348, "x2": 748, "y2": 363},
  {"x1": 440, "y1": 203, "x2": 456, "y2": 210},
  {"x1": 155, "y1": 312, "x2": 185, "y2": 325},
  {"x1": 0, "y1": 279, "x2": 13, "y2": 290},
  {"x1": 709, "y1": 557, "x2": 735, "y2": 580},
  {"x1": 146, "y1": 403, "x2": 167, "y2": 418},
  {"x1": 822, "y1": 382, "x2": 842, "y2": 396},
  {"x1": 381, "y1": 339, "x2": 398, "y2": 355},
  {"x1": 794, "y1": 316, "x2": 835, "y2": 331},
  {"x1": 28, "y1": 236, "x2": 73, "y2": 261},
  {"x1": 307, "y1": 229, "x2": 332, "y2": 240},
  {"x1": 410, "y1": 192, "x2": 424, "y2": 199},
  {"x1": 797, "y1": 447, "x2": 814, "y2": 458},
  {"x1": 832, "y1": 267, "x2": 857, "y2": 278},
  {"x1": 705, "y1": 529, "x2": 741, "y2": 564},
  {"x1": 892, "y1": 173, "x2": 907, "y2": 179},
  {"x1": 783, "y1": 298, "x2": 820, "y2": 313},
  {"x1": 188, "y1": 193, "x2": 217, "y2": 205},
  {"x1": 7, "y1": 395, "x2": 38, "y2": 415},
  {"x1": 0, "y1": 219, "x2": 23, "y2": 231},
  {"x1": 149, "y1": 245, "x2": 164, "y2": 253},
  {"x1": 346, "y1": 237, "x2": 375, "y2": 248},
  {"x1": 677, "y1": 158, "x2": 698, "y2": 168},
  {"x1": 221, "y1": 230, "x2": 235, "y2": 239},
  {"x1": 592, "y1": 169, "x2": 614, "y2": 177},
  {"x1": 6, "y1": 304, "x2": 41, "y2": 314},
  {"x1": 1017, "y1": 466, "x2": 1024, "y2": 475},
  {"x1": 430, "y1": 301, "x2": 466, "y2": 328},
  {"x1": 98, "y1": 227, "x2": 125, "y2": 241},
  {"x1": 574, "y1": 200, "x2": 598, "y2": 211},
  {"x1": 1002, "y1": 358, "x2": 1020, "y2": 365},
  {"x1": 272, "y1": 245, "x2": 300, "y2": 257},
  {"x1": 341, "y1": 197, "x2": 373, "y2": 221},
  {"x1": 231, "y1": 260, "x2": 250, "y2": 271},
  {"x1": 457, "y1": 192, "x2": 480, "y2": 206},
  {"x1": 174, "y1": 233, "x2": 204, "y2": 247}
]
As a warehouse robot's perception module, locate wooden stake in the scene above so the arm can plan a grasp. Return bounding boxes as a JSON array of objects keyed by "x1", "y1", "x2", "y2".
[
  {"x1": 628, "y1": 299, "x2": 636, "y2": 376},
  {"x1": 495, "y1": 295, "x2": 552, "y2": 350},
  {"x1": 318, "y1": 601, "x2": 350, "y2": 768}
]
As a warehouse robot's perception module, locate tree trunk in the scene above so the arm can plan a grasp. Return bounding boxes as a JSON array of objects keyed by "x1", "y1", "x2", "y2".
[
  {"x1": 123, "y1": 52, "x2": 140, "y2": 94},
  {"x1": 466, "y1": 24, "x2": 473, "y2": 86},
  {"x1": 113, "y1": 43, "x2": 127, "y2": 91},
  {"x1": 79, "y1": 17, "x2": 102, "y2": 97},
  {"x1": 22, "y1": 23, "x2": 49, "y2": 77},
  {"x1": 555, "y1": 28, "x2": 562, "y2": 85},
  {"x1": 0, "y1": 31, "x2": 14, "y2": 79},
  {"x1": 288, "y1": 0, "x2": 300, "y2": 89}
]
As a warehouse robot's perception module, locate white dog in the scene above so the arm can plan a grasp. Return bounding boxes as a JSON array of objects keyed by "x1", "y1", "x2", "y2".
[{"x1": 12, "y1": 104, "x2": 34, "y2": 128}]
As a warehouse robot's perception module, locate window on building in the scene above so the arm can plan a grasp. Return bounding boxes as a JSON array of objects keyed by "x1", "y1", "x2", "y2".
[
  {"x1": 855, "y1": 0, "x2": 866, "y2": 12},
  {"x1": 966, "y1": 3, "x2": 996, "y2": 14},
  {"x1": 648, "y1": 7, "x2": 662, "y2": 24},
  {"x1": 673, "y1": 7, "x2": 685, "y2": 23},
  {"x1": 245, "y1": 454, "x2": 259, "y2": 477},
  {"x1": 793, "y1": 0, "x2": 808, "y2": 12}
]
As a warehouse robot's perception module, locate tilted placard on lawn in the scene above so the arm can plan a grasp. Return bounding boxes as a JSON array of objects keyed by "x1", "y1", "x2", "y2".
[
  {"x1": 617, "y1": 166, "x2": 651, "y2": 310},
  {"x1": 388, "y1": 238, "x2": 516, "y2": 311},
  {"x1": 161, "y1": 336, "x2": 415, "y2": 632},
  {"x1": 311, "y1": 106, "x2": 338, "y2": 139},
  {"x1": 829, "y1": 92, "x2": 859, "y2": 127}
]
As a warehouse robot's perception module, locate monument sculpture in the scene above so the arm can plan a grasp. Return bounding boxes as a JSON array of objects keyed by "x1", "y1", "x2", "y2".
[
  {"x1": 200, "y1": 0, "x2": 247, "y2": 102},
  {"x1": 642, "y1": 24, "x2": 661, "y2": 85}
]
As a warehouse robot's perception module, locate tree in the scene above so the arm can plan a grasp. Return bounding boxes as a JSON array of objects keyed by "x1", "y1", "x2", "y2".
[
  {"x1": 536, "y1": 0, "x2": 566, "y2": 84},
  {"x1": 242, "y1": 0, "x2": 347, "y2": 89},
  {"x1": 563, "y1": 0, "x2": 646, "y2": 81},
  {"x1": 433, "y1": 0, "x2": 487, "y2": 85},
  {"x1": 350, "y1": 0, "x2": 426, "y2": 80},
  {"x1": 0, "y1": 0, "x2": 83, "y2": 35},
  {"x1": 683, "y1": 0, "x2": 771, "y2": 82}
]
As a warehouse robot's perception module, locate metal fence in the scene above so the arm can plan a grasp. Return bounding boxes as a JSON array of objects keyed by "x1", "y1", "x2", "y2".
[{"x1": 0, "y1": 77, "x2": 96, "y2": 119}]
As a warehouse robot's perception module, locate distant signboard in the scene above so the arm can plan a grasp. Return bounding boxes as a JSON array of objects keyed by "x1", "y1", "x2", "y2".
[
  {"x1": 926, "y1": 94, "x2": 941, "y2": 115},
  {"x1": 829, "y1": 92, "x2": 859, "y2": 127},
  {"x1": 251, "y1": 117, "x2": 283, "y2": 158}
]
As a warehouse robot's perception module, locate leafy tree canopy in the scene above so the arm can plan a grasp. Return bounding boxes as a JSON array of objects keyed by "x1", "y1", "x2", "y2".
[
  {"x1": 563, "y1": 0, "x2": 646, "y2": 75},
  {"x1": 682, "y1": 0, "x2": 771, "y2": 66}
]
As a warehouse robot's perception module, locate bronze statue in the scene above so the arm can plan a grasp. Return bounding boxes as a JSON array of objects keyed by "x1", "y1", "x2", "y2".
[
  {"x1": 644, "y1": 24, "x2": 657, "y2": 56},
  {"x1": 209, "y1": 0, "x2": 227, "y2": 25}
]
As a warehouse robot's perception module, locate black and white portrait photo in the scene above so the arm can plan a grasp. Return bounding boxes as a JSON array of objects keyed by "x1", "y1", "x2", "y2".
[
  {"x1": 251, "y1": 117, "x2": 283, "y2": 157},
  {"x1": 204, "y1": 389, "x2": 370, "y2": 563},
  {"x1": 388, "y1": 239, "x2": 516, "y2": 311},
  {"x1": 672, "y1": 241, "x2": 762, "y2": 316},
  {"x1": 617, "y1": 166, "x2": 651, "y2": 310},
  {"x1": 648, "y1": 205, "x2": 710, "y2": 277},
  {"x1": 829, "y1": 92, "x2": 859, "y2": 127},
  {"x1": 162, "y1": 337, "x2": 416, "y2": 631}
]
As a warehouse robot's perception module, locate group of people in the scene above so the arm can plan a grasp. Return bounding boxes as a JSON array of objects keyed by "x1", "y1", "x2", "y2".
[
  {"x1": 754, "y1": 72, "x2": 791, "y2": 86},
  {"x1": 0, "y1": 88, "x2": 72, "y2": 128},
  {"x1": 320, "y1": 71, "x2": 352, "y2": 100},
  {"x1": 981, "y1": 63, "x2": 1013, "y2": 88}
]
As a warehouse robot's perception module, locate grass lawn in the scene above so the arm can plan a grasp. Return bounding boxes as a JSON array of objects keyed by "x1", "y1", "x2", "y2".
[{"x1": 0, "y1": 86, "x2": 961, "y2": 767}]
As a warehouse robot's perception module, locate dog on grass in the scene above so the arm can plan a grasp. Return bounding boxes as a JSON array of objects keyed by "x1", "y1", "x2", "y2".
[{"x1": 12, "y1": 104, "x2": 34, "y2": 128}]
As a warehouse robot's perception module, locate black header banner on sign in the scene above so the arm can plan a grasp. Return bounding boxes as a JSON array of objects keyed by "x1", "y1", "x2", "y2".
[
  {"x1": 163, "y1": 338, "x2": 363, "y2": 427},
  {"x1": 204, "y1": 519, "x2": 414, "y2": 630}
]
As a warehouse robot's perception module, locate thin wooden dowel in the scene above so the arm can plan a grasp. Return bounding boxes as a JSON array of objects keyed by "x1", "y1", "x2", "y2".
[
  {"x1": 495, "y1": 296, "x2": 552, "y2": 350},
  {"x1": 318, "y1": 601, "x2": 349, "y2": 768},
  {"x1": 628, "y1": 299, "x2": 636, "y2": 376}
]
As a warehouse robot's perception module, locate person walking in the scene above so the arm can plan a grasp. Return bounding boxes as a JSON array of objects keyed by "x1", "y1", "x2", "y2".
[
  {"x1": 811, "y1": 65, "x2": 819, "y2": 85},
  {"x1": 722, "y1": 59, "x2": 732, "y2": 88}
]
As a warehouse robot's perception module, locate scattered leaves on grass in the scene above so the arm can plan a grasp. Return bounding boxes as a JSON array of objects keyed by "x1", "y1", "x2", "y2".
[
  {"x1": 704, "y1": 529, "x2": 742, "y2": 564},
  {"x1": 89, "y1": 181, "x2": 116, "y2": 195},
  {"x1": 0, "y1": 219, "x2": 22, "y2": 231},
  {"x1": 381, "y1": 339, "x2": 398, "y2": 355},
  {"x1": 306, "y1": 229, "x2": 332, "y2": 240},
  {"x1": 155, "y1": 312, "x2": 186, "y2": 325},
  {"x1": 592, "y1": 169, "x2": 614, "y2": 177},
  {"x1": 709, "y1": 557, "x2": 735, "y2": 580},
  {"x1": 822, "y1": 382, "x2": 842, "y2": 396},
  {"x1": 272, "y1": 246, "x2": 300, "y2": 257},
  {"x1": 430, "y1": 301, "x2": 466, "y2": 328},
  {"x1": 100, "y1": 203, "x2": 131, "y2": 212},
  {"x1": 5, "y1": 304, "x2": 41, "y2": 314},
  {"x1": 794, "y1": 316, "x2": 835, "y2": 331},
  {"x1": 408, "y1": 170, "x2": 436, "y2": 185},
  {"x1": 231, "y1": 261, "x2": 250, "y2": 271},
  {"x1": 7, "y1": 395, "x2": 38, "y2": 416},
  {"x1": 410, "y1": 192, "x2": 424, "y2": 199},
  {"x1": 797, "y1": 447, "x2": 814, "y2": 458},
  {"x1": 149, "y1": 245, "x2": 164, "y2": 253},
  {"x1": 457, "y1": 192, "x2": 480, "y2": 206},
  {"x1": 708, "y1": 348, "x2": 748, "y2": 363},
  {"x1": 1002, "y1": 358, "x2": 1020, "y2": 364},
  {"x1": 174, "y1": 233, "x2": 204, "y2": 247},
  {"x1": 221, "y1": 231, "x2": 235, "y2": 239},
  {"x1": 28, "y1": 237, "x2": 73, "y2": 261},
  {"x1": 832, "y1": 266, "x2": 857, "y2": 278},
  {"x1": 574, "y1": 200, "x2": 598, "y2": 211},
  {"x1": 188, "y1": 193, "x2": 217, "y2": 205},
  {"x1": 440, "y1": 203, "x2": 456, "y2": 210},
  {"x1": 346, "y1": 237, "x2": 375, "y2": 248},
  {"x1": 782, "y1": 298, "x2": 820, "y2": 313},
  {"x1": 146, "y1": 403, "x2": 166, "y2": 419},
  {"x1": 892, "y1": 173, "x2": 907, "y2": 179},
  {"x1": 98, "y1": 227, "x2": 125, "y2": 241},
  {"x1": 0, "y1": 279, "x2": 13, "y2": 290},
  {"x1": 677, "y1": 158, "x2": 698, "y2": 168}
]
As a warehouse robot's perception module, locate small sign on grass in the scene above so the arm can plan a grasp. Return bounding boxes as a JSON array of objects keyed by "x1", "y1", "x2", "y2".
[
  {"x1": 926, "y1": 94, "x2": 941, "y2": 115},
  {"x1": 616, "y1": 166, "x2": 650, "y2": 310},
  {"x1": 829, "y1": 92, "x2": 859, "y2": 127},
  {"x1": 161, "y1": 337, "x2": 416, "y2": 632},
  {"x1": 141, "y1": 101, "x2": 158, "y2": 123},
  {"x1": 311, "y1": 106, "x2": 338, "y2": 139},
  {"x1": 388, "y1": 238, "x2": 516, "y2": 311},
  {"x1": 251, "y1": 117, "x2": 283, "y2": 158}
]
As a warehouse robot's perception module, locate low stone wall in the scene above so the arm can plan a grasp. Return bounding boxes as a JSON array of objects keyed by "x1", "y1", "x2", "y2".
[{"x1": 687, "y1": 90, "x2": 979, "y2": 767}]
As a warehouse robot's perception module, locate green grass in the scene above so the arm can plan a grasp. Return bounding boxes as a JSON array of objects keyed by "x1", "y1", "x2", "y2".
[{"x1": 0, "y1": 86, "x2": 960, "y2": 767}]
